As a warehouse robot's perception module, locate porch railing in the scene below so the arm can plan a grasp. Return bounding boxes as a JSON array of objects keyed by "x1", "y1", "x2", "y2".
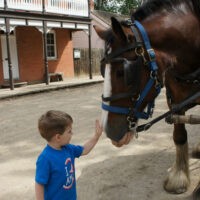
[
  {"x1": 0, "y1": 0, "x2": 3, "y2": 8},
  {"x1": 0, "y1": 0, "x2": 89, "y2": 17}
]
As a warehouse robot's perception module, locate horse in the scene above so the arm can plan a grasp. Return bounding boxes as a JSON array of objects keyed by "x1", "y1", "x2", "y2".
[{"x1": 94, "y1": 0, "x2": 200, "y2": 198}]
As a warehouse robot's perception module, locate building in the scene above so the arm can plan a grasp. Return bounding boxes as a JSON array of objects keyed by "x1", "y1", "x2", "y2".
[
  {"x1": 0, "y1": 0, "x2": 92, "y2": 90},
  {"x1": 72, "y1": 9, "x2": 128, "y2": 76}
]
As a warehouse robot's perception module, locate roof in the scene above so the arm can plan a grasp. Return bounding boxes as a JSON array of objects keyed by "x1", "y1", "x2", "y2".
[{"x1": 91, "y1": 10, "x2": 129, "y2": 26}]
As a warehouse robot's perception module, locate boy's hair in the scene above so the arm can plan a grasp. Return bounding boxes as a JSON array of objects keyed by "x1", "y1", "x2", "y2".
[{"x1": 38, "y1": 110, "x2": 73, "y2": 141}]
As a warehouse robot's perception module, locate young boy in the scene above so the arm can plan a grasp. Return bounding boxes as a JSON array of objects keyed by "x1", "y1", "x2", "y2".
[{"x1": 35, "y1": 110, "x2": 103, "y2": 200}]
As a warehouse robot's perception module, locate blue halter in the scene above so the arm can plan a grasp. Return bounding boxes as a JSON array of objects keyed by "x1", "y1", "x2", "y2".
[{"x1": 101, "y1": 20, "x2": 162, "y2": 121}]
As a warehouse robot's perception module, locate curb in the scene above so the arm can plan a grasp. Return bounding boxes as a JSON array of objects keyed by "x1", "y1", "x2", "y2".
[{"x1": 0, "y1": 79, "x2": 103, "y2": 100}]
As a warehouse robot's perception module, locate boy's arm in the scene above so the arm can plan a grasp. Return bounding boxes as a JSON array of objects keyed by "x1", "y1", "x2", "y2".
[
  {"x1": 35, "y1": 182, "x2": 44, "y2": 200},
  {"x1": 82, "y1": 120, "x2": 103, "y2": 156}
]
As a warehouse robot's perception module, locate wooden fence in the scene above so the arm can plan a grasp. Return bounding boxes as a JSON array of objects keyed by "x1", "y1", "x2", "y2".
[{"x1": 74, "y1": 48, "x2": 104, "y2": 76}]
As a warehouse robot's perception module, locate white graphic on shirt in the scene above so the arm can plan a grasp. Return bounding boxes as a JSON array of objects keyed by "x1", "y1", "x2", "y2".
[{"x1": 63, "y1": 158, "x2": 75, "y2": 189}]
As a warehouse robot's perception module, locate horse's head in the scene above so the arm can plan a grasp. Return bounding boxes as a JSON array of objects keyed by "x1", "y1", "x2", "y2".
[{"x1": 94, "y1": 17, "x2": 162, "y2": 147}]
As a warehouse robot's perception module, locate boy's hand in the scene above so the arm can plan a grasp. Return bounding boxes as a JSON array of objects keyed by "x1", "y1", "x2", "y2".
[
  {"x1": 82, "y1": 119, "x2": 103, "y2": 156},
  {"x1": 95, "y1": 119, "x2": 103, "y2": 138}
]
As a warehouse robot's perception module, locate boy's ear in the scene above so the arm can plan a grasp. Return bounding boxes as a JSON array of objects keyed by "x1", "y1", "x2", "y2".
[{"x1": 55, "y1": 133, "x2": 61, "y2": 141}]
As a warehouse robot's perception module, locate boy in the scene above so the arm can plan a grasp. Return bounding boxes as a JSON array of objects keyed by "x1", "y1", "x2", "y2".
[{"x1": 35, "y1": 110, "x2": 103, "y2": 200}]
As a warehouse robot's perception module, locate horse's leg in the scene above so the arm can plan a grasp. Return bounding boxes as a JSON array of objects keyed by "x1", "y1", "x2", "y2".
[
  {"x1": 164, "y1": 123, "x2": 190, "y2": 194},
  {"x1": 193, "y1": 182, "x2": 200, "y2": 200},
  {"x1": 192, "y1": 144, "x2": 200, "y2": 199}
]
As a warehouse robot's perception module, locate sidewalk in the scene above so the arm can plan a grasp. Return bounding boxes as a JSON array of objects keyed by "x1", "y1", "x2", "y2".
[{"x1": 0, "y1": 75, "x2": 103, "y2": 100}]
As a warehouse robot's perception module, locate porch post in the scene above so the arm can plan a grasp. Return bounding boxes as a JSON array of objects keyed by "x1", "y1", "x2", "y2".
[
  {"x1": 88, "y1": 0, "x2": 92, "y2": 79},
  {"x1": 5, "y1": 18, "x2": 14, "y2": 90},
  {"x1": 88, "y1": 23, "x2": 92, "y2": 79},
  {"x1": 42, "y1": 20, "x2": 49, "y2": 85},
  {"x1": 4, "y1": 0, "x2": 8, "y2": 9}
]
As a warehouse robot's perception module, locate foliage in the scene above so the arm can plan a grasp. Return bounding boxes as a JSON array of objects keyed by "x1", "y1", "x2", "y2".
[{"x1": 94, "y1": 0, "x2": 143, "y2": 15}]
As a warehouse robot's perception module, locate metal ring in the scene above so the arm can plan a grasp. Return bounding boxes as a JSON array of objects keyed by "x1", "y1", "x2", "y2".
[
  {"x1": 131, "y1": 94, "x2": 140, "y2": 101},
  {"x1": 150, "y1": 71, "x2": 157, "y2": 79},
  {"x1": 135, "y1": 47, "x2": 144, "y2": 56}
]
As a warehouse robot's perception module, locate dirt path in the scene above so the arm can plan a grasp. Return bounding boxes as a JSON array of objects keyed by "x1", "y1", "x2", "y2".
[{"x1": 0, "y1": 84, "x2": 200, "y2": 200}]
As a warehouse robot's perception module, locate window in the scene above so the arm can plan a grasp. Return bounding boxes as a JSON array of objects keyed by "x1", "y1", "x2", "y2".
[{"x1": 47, "y1": 31, "x2": 57, "y2": 60}]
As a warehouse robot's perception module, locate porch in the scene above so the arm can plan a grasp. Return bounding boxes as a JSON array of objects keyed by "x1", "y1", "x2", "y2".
[
  {"x1": 0, "y1": 0, "x2": 93, "y2": 90},
  {"x1": 0, "y1": 0, "x2": 89, "y2": 17}
]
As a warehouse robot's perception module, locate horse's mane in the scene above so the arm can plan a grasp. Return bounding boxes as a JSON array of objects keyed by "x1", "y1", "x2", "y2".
[{"x1": 133, "y1": 0, "x2": 200, "y2": 21}]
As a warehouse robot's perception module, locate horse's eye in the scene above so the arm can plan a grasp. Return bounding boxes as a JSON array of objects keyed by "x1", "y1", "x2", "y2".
[{"x1": 116, "y1": 70, "x2": 124, "y2": 77}]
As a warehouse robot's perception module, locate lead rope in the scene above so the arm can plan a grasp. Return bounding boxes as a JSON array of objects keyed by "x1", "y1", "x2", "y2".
[{"x1": 136, "y1": 90, "x2": 200, "y2": 133}]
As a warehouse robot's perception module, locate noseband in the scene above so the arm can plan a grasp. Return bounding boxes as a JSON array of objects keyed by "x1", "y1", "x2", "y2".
[{"x1": 101, "y1": 19, "x2": 162, "y2": 130}]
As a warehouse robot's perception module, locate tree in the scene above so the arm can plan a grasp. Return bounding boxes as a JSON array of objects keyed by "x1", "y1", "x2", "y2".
[
  {"x1": 95, "y1": 0, "x2": 107, "y2": 10},
  {"x1": 94, "y1": 0, "x2": 143, "y2": 15},
  {"x1": 118, "y1": 0, "x2": 140, "y2": 15}
]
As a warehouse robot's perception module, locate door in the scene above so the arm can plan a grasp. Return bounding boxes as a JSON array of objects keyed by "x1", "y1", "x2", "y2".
[{"x1": 1, "y1": 35, "x2": 19, "y2": 80}]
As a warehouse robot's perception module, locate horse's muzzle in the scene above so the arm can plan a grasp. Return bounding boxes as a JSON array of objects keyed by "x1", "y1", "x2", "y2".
[{"x1": 104, "y1": 117, "x2": 127, "y2": 141}]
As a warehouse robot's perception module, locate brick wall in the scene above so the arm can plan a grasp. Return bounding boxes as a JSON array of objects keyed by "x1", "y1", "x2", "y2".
[
  {"x1": 0, "y1": 27, "x2": 74, "y2": 85},
  {"x1": 16, "y1": 26, "x2": 44, "y2": 83},
  {"x1": 48, "y1": 28, "x2": 74, "y2": 78}
]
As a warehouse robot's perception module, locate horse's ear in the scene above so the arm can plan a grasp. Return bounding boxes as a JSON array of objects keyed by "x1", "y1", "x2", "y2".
[
  {"x1": 111, "y1": 17, "x2": 127, "y2": 42},
  {"x1": 93, "y1": 25, "x2": 107, "y2": 40}
]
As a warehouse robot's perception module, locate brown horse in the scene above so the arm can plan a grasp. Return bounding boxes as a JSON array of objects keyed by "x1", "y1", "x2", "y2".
[{"x1": 94, "y1": 0, "x2": 200, "y2": 198}]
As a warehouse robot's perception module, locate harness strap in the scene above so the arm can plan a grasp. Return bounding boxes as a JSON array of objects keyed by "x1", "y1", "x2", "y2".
[
  {"x1": 101, "y1": 19, "x2": 162, "y2": 129},
  {"x1": 102, "y1": 43, "x2": 142, "y2": 64},
  {"x1": 102, "y1": 92, "x2": 135, "y2": 102},
  {"x1": 172, "y1": 67, "x2": 200, "y2": 84},
  {"x1": 102, "y1": 103, "x2": 130, "y2": 115},
  {"x1": 129, "y1": 20, "x2": 161, "y2": 120},
  {"x1": 134, "y1": 20, "x2": 157, "y2": 70},
  {"x1": 136, "y1": 90, "x2": 200, "y2": 132},
  {"x1": 130, "y1": 25, "x2": 143, "y2": 43},
  {"x1": 101, "y1": 102, "x2": 153, "y2": 120},
  {"x1": 135, "y1": 78, "x2": 155, "y2": 108}
]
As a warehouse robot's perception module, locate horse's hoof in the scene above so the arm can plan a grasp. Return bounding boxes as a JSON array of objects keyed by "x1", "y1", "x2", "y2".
[
  {"x1": 163, "y1": 170, "x2": 189, "y2": 194},
  {"x1": 193, "y1": 182, "x2": 200, "y2": 200},
  {"x1": 164, "y1": 180, "x2": 187, "y2": 194}
]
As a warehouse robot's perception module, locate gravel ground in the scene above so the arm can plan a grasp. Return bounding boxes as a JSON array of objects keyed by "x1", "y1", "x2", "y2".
[{"x1": 0, "y1": 83, "x2": 200, "y2": 200}]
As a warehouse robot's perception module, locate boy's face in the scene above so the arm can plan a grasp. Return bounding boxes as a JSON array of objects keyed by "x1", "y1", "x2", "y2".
[{"x1": 58, "y1": 123, "x2": 73, "y2": 146}]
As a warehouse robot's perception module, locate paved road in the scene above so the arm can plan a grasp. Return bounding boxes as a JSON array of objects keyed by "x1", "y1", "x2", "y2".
[
  {"x1": 0, "y1": 83, "x2": 200, "y2": 200},
  {"x1": 0, "y1": 83, "x2": 103, "y2": 200}
]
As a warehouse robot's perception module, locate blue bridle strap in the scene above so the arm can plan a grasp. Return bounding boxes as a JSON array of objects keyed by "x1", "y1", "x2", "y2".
[
  {"x1": 102, "y1": 103, "x2": 130, "y2": 115},
  {"x1": 134, "y1": 20, "x2": 151, "y2": 49},
  {"x1": 102, "y1": 102, "x2": 153, "y2": 120},
  {"x1": 134, "y1": 20, "x2": 157, "y2": 69},
  {"x1": 132, "y1": 20, "x2": 160, "y2": 119},
  {"x1": 101, "y1": 20, "x2": 162, "y2": 122}
]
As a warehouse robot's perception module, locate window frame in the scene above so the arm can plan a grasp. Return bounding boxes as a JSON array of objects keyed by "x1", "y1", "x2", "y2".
[{"x1": 46, "y1": 30, "x2": 57, "y2": 60}]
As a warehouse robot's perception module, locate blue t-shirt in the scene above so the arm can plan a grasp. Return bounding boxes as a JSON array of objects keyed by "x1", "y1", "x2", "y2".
[{"x1": 35, "y1": 144, "x2": 84, "y2": 200}]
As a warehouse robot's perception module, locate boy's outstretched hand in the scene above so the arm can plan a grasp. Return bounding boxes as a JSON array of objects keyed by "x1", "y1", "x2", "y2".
[{"x1": 82, "y1": 119, "x2": 103, "y2": 156}]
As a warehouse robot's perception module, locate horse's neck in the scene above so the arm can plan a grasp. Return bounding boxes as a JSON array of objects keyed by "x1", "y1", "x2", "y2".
[
  {"x1": 144, "y1": 12, "x2": 200, "y2": 73},
  {"x1": 145, "y1": 12, "x2": 200, "y2": 51}
]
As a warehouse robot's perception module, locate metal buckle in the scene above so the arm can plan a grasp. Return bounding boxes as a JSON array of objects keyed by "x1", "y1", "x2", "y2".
[
  {"x1": 125, "y1": 19, "x2": 133, "y2": 26},
  {"x1": 147, "y1": 49, "x2": 156, "y2": 62},
  {"x1": 150, "y1": 71, "x2": 157, "y2": 79},
  {"x1": 127, "y1": 116, "x2": 139, "y2": 138},
  {"x1": 135, "y1": 47, "x2": 148, "y2": 64}
]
